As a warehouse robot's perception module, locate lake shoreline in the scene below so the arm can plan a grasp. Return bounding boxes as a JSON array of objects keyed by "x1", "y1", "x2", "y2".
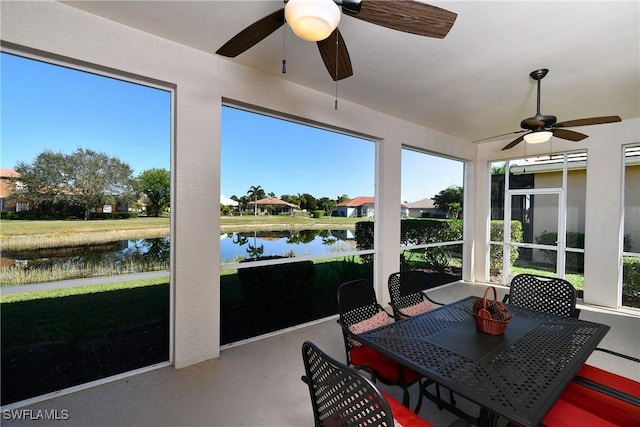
[{"x1": 1, "y1": 217, "x2": 364, "y2": 251}]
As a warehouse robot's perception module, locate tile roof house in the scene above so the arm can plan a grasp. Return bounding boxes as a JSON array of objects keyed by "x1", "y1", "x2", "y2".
[
  {"x1": 404, "y1": 198, "x2": 446, "y2": 218},
  {"x1": 0, "y1": 169, "x2": 30, "y2": 212},
  {"x1": 335, "y1": 196, "x2": 375, "y2": 218},
  {"x1": 246, "y1": 197, "x2": 298, "y2": 215}
]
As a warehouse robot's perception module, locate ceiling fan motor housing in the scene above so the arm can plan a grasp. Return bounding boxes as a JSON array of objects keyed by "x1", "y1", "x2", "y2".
[{"x1": 521, "y1": 115, "x2": 557, "y2": 130}]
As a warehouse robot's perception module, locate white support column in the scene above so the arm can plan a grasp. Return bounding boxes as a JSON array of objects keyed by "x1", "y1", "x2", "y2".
[{"x1": 375, "y1": 137, "x2": 402, "y2": 305}]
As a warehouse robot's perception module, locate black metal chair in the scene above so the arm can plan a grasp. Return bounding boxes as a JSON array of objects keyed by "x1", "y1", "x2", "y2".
[
  {"x1": 503, "y1": 273, "x2": 580, "y2": 318},
  {"x1": 336, "y1": 279, "x2": 421, "y2": 409},
  {"x1": 301, "y1": 341, "x2": 434, "y2": 427},
  {"x1": 387, "y1": 270, "x2": 443, "y2": 319}
]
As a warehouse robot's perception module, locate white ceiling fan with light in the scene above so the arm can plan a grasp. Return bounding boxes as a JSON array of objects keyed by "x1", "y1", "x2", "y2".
[{"x1": 216, "y1": 0, "x2": 457, "y2": 81}]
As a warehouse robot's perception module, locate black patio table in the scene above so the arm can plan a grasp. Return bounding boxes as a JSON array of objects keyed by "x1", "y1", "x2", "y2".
[{"x1": 355, "y1": 295, "x2": 610, "y2": 427}]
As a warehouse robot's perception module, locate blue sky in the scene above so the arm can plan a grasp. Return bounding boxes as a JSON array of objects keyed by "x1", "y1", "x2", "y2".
[
  {"x1": 1, "y1": 53, "x2": 171, "y2": 176},
  {"x1": 2, "y1": 52, "x2": 463, "y2": 202}
]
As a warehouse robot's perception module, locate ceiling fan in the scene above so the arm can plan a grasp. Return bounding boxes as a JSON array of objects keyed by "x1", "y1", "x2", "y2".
[
  {"x1": 496, "y1": 68, "x2": 621, "y2": 151},
  {"x1": 215, "y1": 0, "x2": 457, "y2": 81}
]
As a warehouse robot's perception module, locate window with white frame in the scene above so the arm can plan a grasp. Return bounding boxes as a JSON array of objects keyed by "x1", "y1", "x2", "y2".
[
  {"x1": 399, "y1": 148, "x2": 464, "y2": 280},
  {"x1": 0, "y1": 52, "x2": 172, "y2": 405},
  {"x1": 220, "y1": 105, "x2": 376, "y2": 345},
  {"x1": 622, "y1": 144, "x2": 640, "y2": 309}
]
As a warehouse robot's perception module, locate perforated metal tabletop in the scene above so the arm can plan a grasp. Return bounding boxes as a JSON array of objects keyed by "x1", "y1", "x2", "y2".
[{"x1": 357, "y1": 296, "x2": 610, "y2": 426}]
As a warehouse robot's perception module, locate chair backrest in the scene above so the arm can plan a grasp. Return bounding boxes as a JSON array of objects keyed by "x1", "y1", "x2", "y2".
[
  {"x1": 388, "y1": 271, "x2": 429, "y2": 317},
  {"x1": 301, "y1": 341, "x2": 395, "y2": 427},
  {"x1": 509, "y1": 274, "x2": 578, "y2": 318},
  {"x1": 337, "y1": 279, "x2": 385, "y2": 328}
]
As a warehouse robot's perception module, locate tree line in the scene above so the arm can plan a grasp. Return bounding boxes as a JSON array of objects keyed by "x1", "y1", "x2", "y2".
[
  {"x1": 229, "y1": 185, "x2": 350, "y2": 216},
  {"x1": 10, "y1": 148, "x2": 463, "y2": 220},
  {"x1": 12, "y1": 148, "x2": 170, "y2": 219},
  {"x1": 230, "y1": 184, "x2": 463, "y2": 217}
]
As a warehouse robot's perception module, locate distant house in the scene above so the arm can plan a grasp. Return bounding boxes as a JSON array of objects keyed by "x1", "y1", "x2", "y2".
[
  {"x1": 0, "y1": 168, "x2": 129, "y2": 216},
  {"x1": 0, "y1": 169, "x2": 30, "y2": 212},
  {"x1": 334, "y1": 196, "x2": 375, "y2": 218},
  {"x1": 246, "y1": 197, "x2": 298, "y2": 215},
  {"x1": 404, "y1": 198, "x2": 447, "y2": 218}
]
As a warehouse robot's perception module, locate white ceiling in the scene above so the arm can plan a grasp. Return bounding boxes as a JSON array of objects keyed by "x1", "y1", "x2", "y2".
[{"x1": 62, "y1": 1, "x2": 640, "y2": 144}]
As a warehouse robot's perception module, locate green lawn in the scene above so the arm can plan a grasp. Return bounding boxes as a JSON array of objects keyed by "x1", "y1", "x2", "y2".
[
  {"x1": 0, "y1": 216, "x2": 170, "y2": 236},
  {"x1": 1, "y1": 277, "x2": 170, "y2": 354}
]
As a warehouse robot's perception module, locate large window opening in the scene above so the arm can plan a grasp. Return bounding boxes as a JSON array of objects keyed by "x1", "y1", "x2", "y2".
[
  {"x1": 220, "y1": 105, "x2": 375, "y2": 345},
  {"x1": 0, "y1": 52, "x2": 172, "y2": 405},
  {"x1": 489, "y1": 152, "x2": 587, "y2": 293},
  {"x1": 622, "y1": 145, "x2": 640, "y2": 309},
  {"x1": 399, "y1": 148, "x2": 464, "y2": 284}
]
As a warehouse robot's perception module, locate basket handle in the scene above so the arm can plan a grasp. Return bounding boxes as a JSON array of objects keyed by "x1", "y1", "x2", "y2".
[{"x1": 482, "y1": 286, "x2": 498, "y2": 309}]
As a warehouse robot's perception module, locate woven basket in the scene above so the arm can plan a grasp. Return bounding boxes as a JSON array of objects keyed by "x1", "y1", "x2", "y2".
[{"x1": 472, "y1": 286, "x2": 511, "y2": 335}]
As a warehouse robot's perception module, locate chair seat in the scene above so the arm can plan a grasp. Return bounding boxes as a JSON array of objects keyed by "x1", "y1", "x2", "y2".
[
  {"x1": 351, "y1": 345, "x2": 421, "y2": 385},
  {"x1": 542, "y1": 364, "x2": 640, "y2": 427},
  {"x1": 382, "y1": 391, "x2": 433, "y2": 427}
]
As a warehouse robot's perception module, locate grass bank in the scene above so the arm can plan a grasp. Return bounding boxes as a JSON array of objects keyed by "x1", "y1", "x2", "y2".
[{"x1": 1, "y1": 215, "x2": 367, "y2": 251}]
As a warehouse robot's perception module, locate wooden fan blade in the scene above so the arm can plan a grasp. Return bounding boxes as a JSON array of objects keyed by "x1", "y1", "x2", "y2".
[
  {"x1": 317, "y1": 29, "x2": 354, "y2": 81},
  {"x1": 554, "y1": 116, "x2": 621, "y2": 128},
  {"x1": 552, "y1": 128, "x2": 588, "y2": 142},
  {"x1": 473, "y1": 130, "x2": 526, "y2": 143},
  {"x1": 502, "y1": 134, "x2": 526, "y2": 151},
  {"x1": 343, "y1": 0, "x2": 457, "y2": 38},
  {"x1": 216, "y1": 9, "x2": 285, "y2": 57}
]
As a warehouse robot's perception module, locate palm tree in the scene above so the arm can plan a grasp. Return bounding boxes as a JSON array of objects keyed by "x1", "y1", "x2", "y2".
[{"x1": 247, "y1": 185, "x2": 265, "y2": 215}]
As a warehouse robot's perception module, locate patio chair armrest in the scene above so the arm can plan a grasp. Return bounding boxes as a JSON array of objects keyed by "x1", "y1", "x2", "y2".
[{"x1": 423, "y1": 292, "x2": 444, "y2": 306}]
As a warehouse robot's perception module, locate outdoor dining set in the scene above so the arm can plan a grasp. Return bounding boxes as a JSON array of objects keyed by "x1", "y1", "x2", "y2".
[{"x1": 301, "y1": 272, "x2": 640, "y2": 426}]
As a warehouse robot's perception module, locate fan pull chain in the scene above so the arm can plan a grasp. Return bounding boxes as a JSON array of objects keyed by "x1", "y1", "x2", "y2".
[
  {"x1": 282, "y1": 25, "x2": 286, "y2": 74},
  {"x1": 334, "y1": 30, "x2": 339, "y2": 110}
]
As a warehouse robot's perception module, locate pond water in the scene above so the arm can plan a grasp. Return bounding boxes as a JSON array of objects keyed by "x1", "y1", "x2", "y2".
[
  {"x1": 219, "y1": 229, "x2": 357, "y2": 263},
  {"x1": 1, "y1": 238, "x2": 171, "y2": 269},
  {"x1": 1, "y1": 229, "x2": 357, "y2": 268}
]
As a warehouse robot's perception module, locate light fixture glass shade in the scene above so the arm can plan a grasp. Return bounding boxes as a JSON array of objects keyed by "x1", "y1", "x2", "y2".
[
  {"x1": 285, "y1": 0, "x2": 341, "y2": 42},
  {"x1": 523, "y1": 131, "x2": 553, "y2": 144}
]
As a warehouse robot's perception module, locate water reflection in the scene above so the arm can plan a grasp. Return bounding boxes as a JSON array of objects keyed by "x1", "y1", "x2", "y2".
[
  {"x1": 1, "y1": 238, "x2": 170, "y2": 269},
  {"x1": 220, "y1": 229, "x2": 356, "y2": 262}
]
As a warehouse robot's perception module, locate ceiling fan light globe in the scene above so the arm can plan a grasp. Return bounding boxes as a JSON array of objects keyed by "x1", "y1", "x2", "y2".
[
  {"x1": 285, "y1": 0, "x2": 341, "y2": 42},
  {"x1": 523, "y1": 131, "x2": 553, "y2": 144}
]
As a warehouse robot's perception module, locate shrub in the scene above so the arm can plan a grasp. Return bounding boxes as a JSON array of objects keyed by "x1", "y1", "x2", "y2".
[
  {"x1": 237, "y1": 258, "x2": 315, "y2": 329},
  {"x1": 312, "y1": 210, "x2": 325, "y2": 218},
  {"x1": 536, "y1": 231, "x2": 585, "y2": 271},
  {"x1": 357, "y1": 219, "x2": 463, "y2": 268},
  {"x1": 489, "y1": 220, "x2": 522, "y2": 275},
  {"x1": 623, "y1": 257, "x2": 640, "y2": 307},
  {"x1": 423, "y1": 247, "x2": 450, "y2": 273}
]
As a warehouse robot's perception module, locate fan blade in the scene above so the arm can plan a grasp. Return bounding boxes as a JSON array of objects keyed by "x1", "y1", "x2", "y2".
[
  {"x1": 552, "y1": 128, "x2": 588, "y2": 142},
  {"x1": 317, "y1": 29, "x2": 354, "y2": 81},
  {"x1": 554, "y1": 116, "x2": 621, "y2": 128},
  {"x1": 473, "y1": 130, "x2": 526, "y2": 143},
  {"x1": 216, "y1": 9, "x2": 285, "y2": 57},
  {"x1": 502, "y1": 134, "x2": 527, "y2": 151},
  {"x1": 343, "y1": 0, "x2": 457, "y2": 38}
]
